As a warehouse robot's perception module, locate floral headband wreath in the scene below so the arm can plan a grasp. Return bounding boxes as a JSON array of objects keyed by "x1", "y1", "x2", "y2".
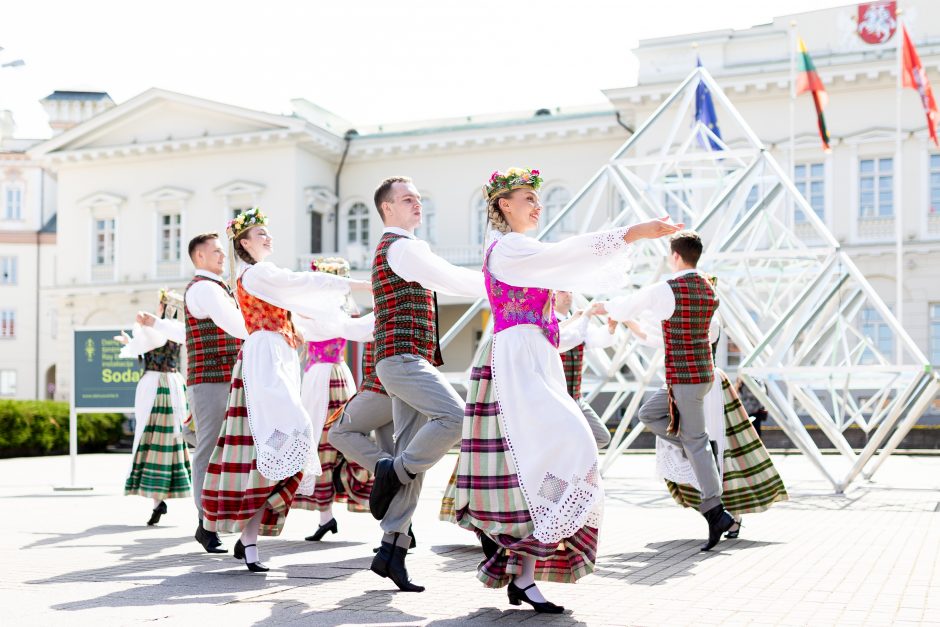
[
  {"x1": 158, "y1": 287, "x2": 184, "y2": 320},
  {"x1": 310, "y1": 256, "x2": 351, "y2": 278},
  {"x1": 225, "y1": 207, "x2": 270, "y2": 287},
  {"x1": 482, "y1": 167, "x2": 543, "y2": 201}
]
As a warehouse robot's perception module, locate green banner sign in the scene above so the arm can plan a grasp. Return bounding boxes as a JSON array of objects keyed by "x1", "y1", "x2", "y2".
[{"x1": 73, "y1": 328, "x2": 141, "y2": 410}]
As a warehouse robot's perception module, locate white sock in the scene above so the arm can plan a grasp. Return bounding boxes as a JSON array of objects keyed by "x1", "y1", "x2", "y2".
[
  {"x1": 243, "y1": 544, "x2": 260, "y2": 564},
  {"x1": 319, "y1": 510, "x2": 334, "y2": 526},
  {"x1": 516, "y1": 556, "x2": 547, "y2": 603}
]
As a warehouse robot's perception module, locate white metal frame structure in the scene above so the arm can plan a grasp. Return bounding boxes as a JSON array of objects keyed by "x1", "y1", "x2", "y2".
[{"x1": 440, "y1": 67, "x2": 938, "y2": 493}]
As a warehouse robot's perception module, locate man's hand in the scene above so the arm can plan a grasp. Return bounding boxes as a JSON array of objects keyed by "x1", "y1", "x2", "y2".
[
  {"x1": 623, "y1": 216, "x2": 684, "y2": 244},
  {"x1": 350, "y1": 279, "x2": 372, "y2": 293},
  {"x1": 136, "y1": 311, "x2": 157, "y2": 327},
  {"x1": 113, "y1": 330, "x2": 131, "y2": 345},
  {"x1": 607, "y1": 318, "x2": 619, "y2": 335},
  {"x1": 591, "y1": 301, "x2": 609, "y2": 316}
]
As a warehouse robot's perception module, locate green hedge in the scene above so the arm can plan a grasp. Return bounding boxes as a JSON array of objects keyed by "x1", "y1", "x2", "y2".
[{"x1": 0, "y1": 400, "x2": 125, "y2": 458}]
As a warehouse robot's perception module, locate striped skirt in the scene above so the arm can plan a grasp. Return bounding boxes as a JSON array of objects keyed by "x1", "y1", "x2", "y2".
[
  {"x1": 202, "y1": 353, "x2": 303, "y2": 536},
  {"x1": 125, "y1": 376, "x2": 192, "y2": 500},
  {"x1": 666, "y1": 371, "x2": 788, "y2": 515},
  {"x1": 441, "y1": 342, "x2": 597, "y2": 589},
  {"x1": 294, "y1": 364, "x2": 373, "y2": 512}
]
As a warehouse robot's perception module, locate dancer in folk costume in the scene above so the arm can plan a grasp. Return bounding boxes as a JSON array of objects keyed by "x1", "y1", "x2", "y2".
[
  {"x1": 184, "y1": 232, "x2": 248, "y2": 554},
  {"x1": 555, "y1": 290, "x2": 614, "y2": 449},
  {"x1": 364, "y1": 176, "x2": 486, "y2": 592},
  {"x1": 293, "y1": 257, "x2": 377, "y2": 542},
  {"x1": 601, "y1": 230, "x2": 736, "y2": 551},
  {"x1": 624, "y1": 309, "x2": 787, "y2": 539},
  {"x1": 201, "y1": 208, "x2": 369, "y2": 573},
  {"x1": 117, "y1": 289, "x2": 191, "y2": 526},
  {"x1": 441, "y1": 167, "x2": 680, "y2": 614}
]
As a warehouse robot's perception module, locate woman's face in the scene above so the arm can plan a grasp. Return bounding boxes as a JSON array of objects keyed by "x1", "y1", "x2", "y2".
[
  {"x1": 498, "y1": 188, "x2": 542, "y2": 233},
  {"x1": 240, "y1": 226, "x2": 274, "y2": 261}
]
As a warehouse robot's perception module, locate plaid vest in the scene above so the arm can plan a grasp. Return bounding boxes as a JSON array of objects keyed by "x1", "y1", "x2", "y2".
[
  {"x1": 662, "y1": 272, "x2": 717, "y2": 385},
  {"x1": 359, "y1": 341, "x2": 387, "y2": 396},
  {"x1": 143, "y1": 340, "x2": 181, "y2": 373},
  {"x1": 184, "y1": 275, "x2": 242, "y2": 385},
  {"x1": 371, "y1": 232, "x2": 443, "y2": 366},
  {"x1": 560, "y1": 343, "x2": 585, "y2": 399}
]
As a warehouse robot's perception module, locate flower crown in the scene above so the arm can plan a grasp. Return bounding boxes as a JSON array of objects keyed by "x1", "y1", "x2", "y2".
[
  {"x1": 310, "y1": 256, "x2": 351, "y2": 278},
  {"x1": 482, "y1": 167, "x2": 543, "y2": 201},
  {"x1": 226, "y1": 207, "x2": 268, "y2": 239}
]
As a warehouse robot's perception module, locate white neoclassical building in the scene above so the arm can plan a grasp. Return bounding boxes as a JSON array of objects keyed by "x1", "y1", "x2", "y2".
[{"x1": 0, "y1": 1, "x2": 938, "y2": 409}]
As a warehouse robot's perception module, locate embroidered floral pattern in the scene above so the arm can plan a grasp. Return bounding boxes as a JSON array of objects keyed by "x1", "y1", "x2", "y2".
[{"x1": 483, "y1": 241, "x2": 559, "y2": 347}]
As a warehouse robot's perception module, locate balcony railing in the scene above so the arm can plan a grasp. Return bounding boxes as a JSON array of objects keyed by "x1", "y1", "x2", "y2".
[{"x1": 857, "y1": 216, "x2": 895, "y2": 241}]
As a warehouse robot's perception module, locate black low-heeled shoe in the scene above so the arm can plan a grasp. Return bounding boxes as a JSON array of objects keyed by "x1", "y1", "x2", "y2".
[
  {"x1": 507, "y1": 581, "x2": 564, "y2": 614},
  {"x1": 233, "y1": 539, "x2": 269, "y2": 573},
  {"x1": 146, "y1": 501, "x2": 167, "y2": 526},
  {"x1": 725, "y1": 517, "x2": 743, "y2": 539},
  {"x1": 305, "y1": 518, "x2": 338, "y2": 541}
]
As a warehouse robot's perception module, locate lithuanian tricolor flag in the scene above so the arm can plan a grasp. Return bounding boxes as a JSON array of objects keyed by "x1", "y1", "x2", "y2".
[{"x1": 796, "y1": 37, "x2": 830, "y2": 152}]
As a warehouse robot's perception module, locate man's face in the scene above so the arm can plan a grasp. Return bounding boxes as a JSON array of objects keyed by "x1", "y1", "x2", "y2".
[
  {"x1": 555, "y1": 290, "x2": 572, "y2": 314},
  {"x1": 195, "y1": 238, "x2": 226, "y2": 275},
  {"x1": 383, "y1": 182, "x2": 422, "y2": 231}
]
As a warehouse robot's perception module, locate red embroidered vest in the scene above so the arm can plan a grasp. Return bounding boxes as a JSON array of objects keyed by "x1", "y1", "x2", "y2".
[
  {"x1": 184, "y1": 275, "x2": 242, "y2": 385},
  {"x1": 236, "y1": 273, "x2": 302, "y2": 348},
  {"x1": 661, "y1": 272, "x2": 717, "y2": 385},
  {"x1": 560, "y1": 343, "x2": 585, "y2": 399},
  {"x1": 371, "y1": 232, "x2": 442, "y2": 366}
]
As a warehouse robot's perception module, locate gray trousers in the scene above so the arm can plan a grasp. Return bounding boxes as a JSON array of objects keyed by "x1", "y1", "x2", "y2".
[
  {"x1": 580, "y1": 399, "x2": 611, "y2": 450},
  {"x1": 328, "y1": 390, "x2": 395, "y2": 472},
  {"x1": 187, "y1": 382, "x2": 230, "y2": 520},
  {"x1": 374, "y1": 354, "x2": 464, "y2": 544},
  {"x1": 638, "y1": 382, "x2": 722, "y2": 513}
]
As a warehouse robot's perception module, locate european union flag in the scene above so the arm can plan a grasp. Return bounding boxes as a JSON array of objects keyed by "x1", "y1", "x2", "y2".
[{"x1": 695, "y1": 57, "x2": 722, "y2": 151}]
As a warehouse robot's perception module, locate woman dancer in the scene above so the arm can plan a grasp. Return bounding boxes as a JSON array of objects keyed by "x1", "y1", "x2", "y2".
[
  {"x1": 293, "y1": 257, "x2": 376, "y2": 541},
  {"x1": 441, "y1": 168, "x2": 680, "y2": 613},
  {"x1": 117, "y1": 289, "x2": 191, "y2": 526},
  {"x1": 201, "y1": 208, "x2": 368, "y2": 572}
]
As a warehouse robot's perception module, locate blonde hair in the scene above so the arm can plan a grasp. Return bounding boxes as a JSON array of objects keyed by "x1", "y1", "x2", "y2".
[{"x1": 486, "y1": 191, "x2": 512, "y2": 234}]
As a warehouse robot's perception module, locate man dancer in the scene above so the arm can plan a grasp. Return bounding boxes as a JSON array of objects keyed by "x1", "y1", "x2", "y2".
[
  {"x1": 360, "y1": 176, "x2": 485, "y2": 592},
  {"x1": 555, "y1": 291, "x2": 613, "y2": 449},
  {"x1": 183, "y1": 233, "x2": 248, "y2": 553},
  {"x1": 600, "y1": 230, "x2": 734, "y2": 551}
]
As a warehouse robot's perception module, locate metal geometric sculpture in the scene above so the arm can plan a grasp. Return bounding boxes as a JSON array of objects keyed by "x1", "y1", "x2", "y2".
[{"x1": 441, "y1": 67, "x2": 939, "y2": 492}]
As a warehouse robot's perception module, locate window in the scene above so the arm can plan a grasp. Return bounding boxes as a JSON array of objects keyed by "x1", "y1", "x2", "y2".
[
  {"x1": 415, "y1": 196, "x2": 436, "y2": 244},
  {"x1": 930, "y1": 154, "x2": 940, "y2": 216},
  {"x1": 0, "y1": 370, "x2": 15, "y2": 396},
  {"x1": 346, "y1": 202, "x2": 370, "y2": 248},
  {"x1": 542, "y1": 186, "x2": 573, "y2": 233},
  {"x1": 859, "y1": 306, "x2": 894, "y2": 364},
  {"x1": 930, "y1": 303, "x2": 940, "y2": 365},
  {"x1": 0, "y1": 310, "x2": 14, "y2": 338},
  {"x1": 0, "y1": 256, "x2": 16, "y2": 285},
  {"x1": 859, "y1": 157, "x2": 893, "y2": 218},
  {"x1": 94, "y1": 218, "x2": 116, "y2": 265},
  {"x1": 159, "y1": 213, "x2": 181, "y2": 262},
  {"x1": 794, "y1": 163, "x2": 825, "y2": 222},
  {"x1": 3, "y1": 184, "x2": 22, "y2": 220},
  {"x1": 474, "y1": 194, "x2": 488, "y2": 245}
]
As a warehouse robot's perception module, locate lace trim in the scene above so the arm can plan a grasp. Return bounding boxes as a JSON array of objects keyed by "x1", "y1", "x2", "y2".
[
  {"x1": 242, "y1": 343, "x2": 319, "y2": 495},
  {"x1": 489, "y1": 335, "x2": 603, "y2": 545},
  {"x1": 654, "y1": 439, "x2": 701, "y2": 490},
  {"x1": 589, "y1": 227, "x2": 630, "y2": 257}
]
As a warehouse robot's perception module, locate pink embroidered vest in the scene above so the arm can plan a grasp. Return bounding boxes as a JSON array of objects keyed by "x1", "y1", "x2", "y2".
[
  {"x1": 305, "y1": 338, "x2": 346, "y2": 371},
  {"x1": 483, "y1": 239, "x2": 559, "y2": 347}
]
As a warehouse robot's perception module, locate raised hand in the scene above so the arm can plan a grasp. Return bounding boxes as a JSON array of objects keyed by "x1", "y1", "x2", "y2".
[
  {"x1": 136, "y1": 311, "x2": 157, "y2": 327},
  {"x1": 623, "y1": 216, "x2": 684, "y2": 243}
]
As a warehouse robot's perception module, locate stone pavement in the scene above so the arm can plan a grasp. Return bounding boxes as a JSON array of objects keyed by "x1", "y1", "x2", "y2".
[{"x1": 0, "y1": 452, "x2": 938, "y2": 626}]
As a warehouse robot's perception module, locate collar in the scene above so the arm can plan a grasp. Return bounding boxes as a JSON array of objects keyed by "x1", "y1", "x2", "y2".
[
  {"x1": 669, "y1": 268, "x2": 699, "y2": 280},
  {"x1": 194, "y1": 269, "x2": 225, "y2": 282},
  {"x1": 383, "y1": 226, "x2": 416, "y2": 239}
]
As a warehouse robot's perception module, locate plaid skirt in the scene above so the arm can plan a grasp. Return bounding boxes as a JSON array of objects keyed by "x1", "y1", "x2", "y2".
[
  {"x1": 666, "y1": 371, "x2": 788, "y2": 515},
  {"x1": 125, "y1": 376, "x2": 192, "y2": 499},
  {"x1": 202, "y1": 352, "x2": 303, "y2": 536},
  {"x1": 294, "y1": 364, "x2": 373, "y2": 512},
  {"x1": 441, "y1": 341, "x2": 597, "y2": 588}
]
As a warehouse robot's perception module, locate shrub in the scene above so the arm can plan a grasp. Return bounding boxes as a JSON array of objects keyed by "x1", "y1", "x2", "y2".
[{"x1": 0, "y1": 400, "x2": 125, "y2": 458}]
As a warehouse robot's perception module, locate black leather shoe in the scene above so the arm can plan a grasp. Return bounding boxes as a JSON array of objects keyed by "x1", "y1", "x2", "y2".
[
  {"x1": 147, "y1": 501, "x2": 167, "y2": 526},
  {"x1": 370, "y1": 533, "x2": 424, "y2": 592},
  {"x1": 234, "y1": 539, "x2": 269, "y2": 573},
  {"x1": 332, "y1": 459, "x2": 347, "y2": 495},
  {"x1": 702, "y1": 504, "x2": 735, "y2": 551},
  {"x1": 195, "y1": 522, "x2": 228, "y2": 553},
  {"x1": 507, "y1": 580, "x2": 564, "y2": 613},
  {"x1": 305, "y1": 518, "x2": 338, "y2": 541},
  {"x1": 369, "y1": 458, "x2": 403, "y2": 521},
  {"x1": 480, "y1": 533, "x2": 499, "y2": 560},
  {"x1": 726, "y1": 517, "x2": 743, "y2": 539}
]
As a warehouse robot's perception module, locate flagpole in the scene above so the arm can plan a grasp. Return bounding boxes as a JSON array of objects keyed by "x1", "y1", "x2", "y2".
[
  {"x1": 895, "y1": 9, "x2": 904, "y2": 365},
  {"x1": 789, "y1": 21, "x2": 797, "y2": 226}
]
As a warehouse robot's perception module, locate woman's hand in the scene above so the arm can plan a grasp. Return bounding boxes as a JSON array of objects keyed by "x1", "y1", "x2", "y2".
[
  {"x1": 113, "y1": 330, "x2": 131, "y2": 345},
  {"x1": 349, "y1": 279, "x2": 372, "y2": 293},
  {"x1": 136, "y1": 311, "x2": 157, "y2": 327},
  {"x1": 623, "y1": 216, "x2": 684, "y2": 243}
]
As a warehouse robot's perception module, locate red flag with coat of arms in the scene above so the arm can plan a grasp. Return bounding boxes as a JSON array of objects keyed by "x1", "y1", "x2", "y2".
[{"x1": 901, "y1": 25, "x2": 939, "y2": 147}]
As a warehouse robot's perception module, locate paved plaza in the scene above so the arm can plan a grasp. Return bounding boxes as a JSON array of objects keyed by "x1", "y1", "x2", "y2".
[{"x1": 0, "y1": 451, "x2": 938, "y2": 626}]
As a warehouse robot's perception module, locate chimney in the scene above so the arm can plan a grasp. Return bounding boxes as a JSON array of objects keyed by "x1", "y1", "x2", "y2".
[{"x1": 40, "y1": 91, "x2": 115, "y2": 135}]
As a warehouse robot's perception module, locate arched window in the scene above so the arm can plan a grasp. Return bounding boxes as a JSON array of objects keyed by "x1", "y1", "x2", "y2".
[
  {"x1": 542, "y1": 186, "x2": 572, "y2": 240},
  {"x1": 346, "y1": 202, "x2": 370, "y2": 248},
  {"x1": 472, "y1": 193, "x2": 488, "y2": 245},
  {"x1": 415, "y1": 196, "x2": 436, "y2": 244}
]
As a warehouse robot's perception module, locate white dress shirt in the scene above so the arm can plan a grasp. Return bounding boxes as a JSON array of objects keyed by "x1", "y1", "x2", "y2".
[
  {"x1": 384, "y1": 227, "x2": 486, "y2": 298},
  {"x1": 184, "y1": 269, "x2": 249, "y2": 340},
  {"x1": 557, "y1": 311, "x2": 615, "y2": 353}
]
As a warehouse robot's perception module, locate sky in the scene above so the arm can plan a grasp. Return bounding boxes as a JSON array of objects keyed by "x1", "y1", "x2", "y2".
[{"x1": 1, "y1": 0, "x2": 856, "y2": 139}]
